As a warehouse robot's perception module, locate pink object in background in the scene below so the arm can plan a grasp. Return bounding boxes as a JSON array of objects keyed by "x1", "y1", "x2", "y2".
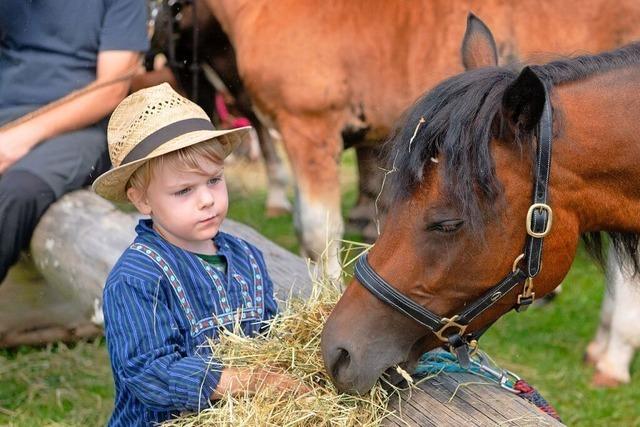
[{"x1": 215, "y1": 93, "x2": 251, "y2": 128}]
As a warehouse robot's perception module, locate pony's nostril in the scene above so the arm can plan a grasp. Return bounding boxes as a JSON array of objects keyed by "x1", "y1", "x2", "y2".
[{"x1": 331, "y1": 347, "x2": 351, "y2": 380}]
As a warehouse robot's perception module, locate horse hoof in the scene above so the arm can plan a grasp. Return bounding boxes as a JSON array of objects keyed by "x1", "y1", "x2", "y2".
[
  {"x1": 583, "y1": 341, "x2": 605, "y2": 367},
  {"x1": 591, "y1": 371, "x2": 623, "y2": 388},
  {"x1": 583, "y1": 351, "x2": 599, "y2": 367}
]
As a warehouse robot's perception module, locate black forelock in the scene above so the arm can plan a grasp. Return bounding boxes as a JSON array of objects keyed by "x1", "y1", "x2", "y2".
[{"x1": 384, "y1": 66, "x2": 520, "y2": 229}]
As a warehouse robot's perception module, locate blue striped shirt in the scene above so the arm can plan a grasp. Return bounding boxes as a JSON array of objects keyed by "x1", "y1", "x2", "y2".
[{"x1": 103, "y1": 219, "x2": 278, "y2": 426}]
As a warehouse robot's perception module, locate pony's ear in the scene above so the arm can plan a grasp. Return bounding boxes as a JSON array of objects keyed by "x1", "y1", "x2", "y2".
[
  {"x1": 501, "y1": 67, "x2": 546, "y2": 131},
  {"x1": 461, "y1": 13, "x2": 498, "y2": 70}
]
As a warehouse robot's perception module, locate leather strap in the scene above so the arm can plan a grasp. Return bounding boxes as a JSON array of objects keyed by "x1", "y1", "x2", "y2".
[
  {"x1": 456, "y1": 269, "x2": 529, "y2": 324},
  {"x1": 355, "y1": 255, "x2": 529, "y2": 330},
  {"x1": 355, "y1": 255, "x2": 443, "y2": 330},
  {"x1": 525, "y1": 94, "x2": 553, "y2": 277},
  {"x1": 352, "y1": 84, "x2": 554, "y2": 349}
]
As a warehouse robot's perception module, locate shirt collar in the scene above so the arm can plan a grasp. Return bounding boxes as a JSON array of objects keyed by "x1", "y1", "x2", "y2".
[{"x1": 135, "y1": 218, "x2": 229, "y2": 254}]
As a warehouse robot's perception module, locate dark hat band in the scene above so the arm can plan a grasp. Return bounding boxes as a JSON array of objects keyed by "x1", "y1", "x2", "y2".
[{"x1": 121, "y1": 118, "x2": 215, "y2": 165}]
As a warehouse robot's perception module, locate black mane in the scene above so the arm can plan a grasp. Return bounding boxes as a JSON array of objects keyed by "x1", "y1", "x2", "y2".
[
  {"x1": 385, "y1": 42, "x2": 640, "y2": 270},
  {"x1": 386, "y1": 66, "x2": 517, "y2": 227}
]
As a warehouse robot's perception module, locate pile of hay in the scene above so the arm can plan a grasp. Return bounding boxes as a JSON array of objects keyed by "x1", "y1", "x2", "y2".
[{"x1": 162, "y1": 257, "x2": 403, "y2": 426}]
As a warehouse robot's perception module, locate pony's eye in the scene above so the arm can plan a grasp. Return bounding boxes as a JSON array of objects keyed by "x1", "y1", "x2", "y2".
[{"x1": 427, "y1": 219, "x2": 464, "y2": 233}]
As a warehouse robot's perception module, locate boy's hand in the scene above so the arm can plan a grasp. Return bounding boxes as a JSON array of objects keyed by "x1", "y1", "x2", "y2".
[
  {"x1": 253, "y1": 369, "x2": 312, "y2": 394},
  {"x1": 211, "y1": 367, "x2": 311, "y2": 400}
]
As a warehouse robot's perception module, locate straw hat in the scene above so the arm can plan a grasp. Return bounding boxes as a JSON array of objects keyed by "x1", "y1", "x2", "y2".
[{"x1": 92, "y1": 83, "x2": 251, "y2": 202}]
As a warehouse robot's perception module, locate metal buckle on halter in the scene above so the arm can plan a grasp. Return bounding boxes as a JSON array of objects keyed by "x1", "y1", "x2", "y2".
[
  {"x1": 434, "y1": 316, "x2": 473, "y2": 368},
  {"x1": 512, "y1": 254, "x2": 535, "y2": 311},
  {"x1": 435, "y1": 315, "x2": 468, "y2": 342},
  {"x1": 526, "y1": 203, "x2": 553, "y2": 238},
  {"x1": 468, "y1": 339, "x2": 479, "y2": 355},
  {"x1": 516, "y1": 277, "x2": 536, "y2": 311},
  {"x1": 512, "y1": 253, "x2": 525, "y2": 272}
]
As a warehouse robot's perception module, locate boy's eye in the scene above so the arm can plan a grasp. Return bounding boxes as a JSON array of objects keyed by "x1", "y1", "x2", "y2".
[
  {"x1": 208, "y1": 176, "x2": 223, "y2": 185},
  {"x1": 174, "y1": 187, "x2": 191, "y2": 196}
]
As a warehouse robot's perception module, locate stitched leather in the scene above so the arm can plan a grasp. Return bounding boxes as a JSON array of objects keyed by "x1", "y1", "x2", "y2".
[{"x1": 526, "y1": 94, "x2": 553, "y2": 277}]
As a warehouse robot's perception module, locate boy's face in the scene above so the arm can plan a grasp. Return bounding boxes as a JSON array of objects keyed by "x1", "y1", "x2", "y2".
[{"x1": 129, "y1": 155, "x2": 228, "y2": 254}]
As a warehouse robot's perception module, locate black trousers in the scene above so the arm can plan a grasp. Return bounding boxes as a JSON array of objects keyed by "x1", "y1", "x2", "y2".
[
  {"x1": 0, "y1": 105, "x2": 109, "y2": 284},
  {"x1": 0, "y1": 170, "x2": 56, "y2": 282}
]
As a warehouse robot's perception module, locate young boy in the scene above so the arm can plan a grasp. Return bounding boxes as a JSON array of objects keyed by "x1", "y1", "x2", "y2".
[{"x1": 93, "y1": 83, "x2": 302, "y2": 426}]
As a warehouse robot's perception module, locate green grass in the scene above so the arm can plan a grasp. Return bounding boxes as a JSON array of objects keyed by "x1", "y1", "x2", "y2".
[
  {"x1": 481, "y1": 248, "x2": 640, "y2": 426},
  {"x1": 0, "y1": 340, "x2": 112, "y2": 426},
  {"x1": 1, "y1": 149, "x2": 639, "y2": 426}
]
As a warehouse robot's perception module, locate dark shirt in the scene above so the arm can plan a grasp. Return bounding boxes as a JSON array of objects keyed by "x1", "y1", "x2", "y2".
[
  {"x1": 103, "y1": 220, "x2": 278, "y2": 426},
  {"x1": 0, "y1": 0, "x2": 149, "y2": 108}
]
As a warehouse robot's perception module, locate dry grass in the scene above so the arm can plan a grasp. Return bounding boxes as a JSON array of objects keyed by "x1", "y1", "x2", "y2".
[{"x1": 163, "y1": 244, "x2": 404, "y2": 427}]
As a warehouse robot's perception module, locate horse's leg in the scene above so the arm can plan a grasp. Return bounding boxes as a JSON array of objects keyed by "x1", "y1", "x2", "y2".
[
  {"x1": 255, "y1": 123, "x2": 291, "y2": 217},
  {"x1": 347, "y1": 145, "x2": 384, "y2": 243},
  {"x1": 277, "y1": 112, "x2": 344, "y2": 281},
  {"x1": 584, "y1": 284, "x2": 613, "y2": 366},
  {"x1": 590, "y1": 248, "x2": 640, "y2": 387},
  {"x1": 584, "y1": 247, "x2": 616, "y2": 367}
]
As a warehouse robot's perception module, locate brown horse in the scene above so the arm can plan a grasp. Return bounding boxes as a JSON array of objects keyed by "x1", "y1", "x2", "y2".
[
  {"x1": 204, "y1": 0, "x2": 640, "y2": 279},
  {"x1": 320, "y1": 27, "x2": 640, "y2": 393},
  {"x1": 145, "y1": 0, "x2": 292, "y2": 217}
]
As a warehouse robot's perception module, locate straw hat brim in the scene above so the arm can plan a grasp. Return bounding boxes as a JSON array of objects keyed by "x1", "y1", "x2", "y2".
[{"x1": 92, "y1": 126, "x2": 252, "y2": 202}]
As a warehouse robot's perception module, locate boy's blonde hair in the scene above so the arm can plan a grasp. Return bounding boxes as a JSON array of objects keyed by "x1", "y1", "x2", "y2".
[{"x1": 127, "y1": 140, "x2": 224, "y2": 193}]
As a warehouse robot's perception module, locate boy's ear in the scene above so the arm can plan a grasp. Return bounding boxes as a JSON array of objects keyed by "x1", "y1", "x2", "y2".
[{"x1": 127, "y1": 187, "x2": 152, "y2": 215}]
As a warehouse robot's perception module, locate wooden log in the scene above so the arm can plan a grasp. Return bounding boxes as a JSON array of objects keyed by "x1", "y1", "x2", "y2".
[
  {"x1": 385, "y1": 372, "x2": 564, "y2": 426},
  {"x1": 0, "y1": 257, "x2": 104, "y2": 347},
  {"x1": 0, "y1": 189, "x2": 312, "y2": 348}
]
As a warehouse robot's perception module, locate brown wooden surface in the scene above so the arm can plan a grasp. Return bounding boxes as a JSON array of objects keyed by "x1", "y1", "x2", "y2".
[{"x1": 385, "y1": 371, "x2": 564, "y2": 426}]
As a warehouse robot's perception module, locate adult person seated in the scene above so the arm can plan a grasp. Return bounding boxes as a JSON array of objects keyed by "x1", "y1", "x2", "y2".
[{"x1": 0, "y1": 0, "x2": 149, "y2": 283}]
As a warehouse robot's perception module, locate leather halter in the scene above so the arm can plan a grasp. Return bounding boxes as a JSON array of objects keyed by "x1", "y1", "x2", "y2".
[{"x1": 354, "y1": 86, "x2": 554, "y2": 368}]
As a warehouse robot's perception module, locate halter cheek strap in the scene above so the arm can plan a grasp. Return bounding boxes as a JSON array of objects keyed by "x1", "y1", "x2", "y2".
[{"x1": 354, "y1": 86, "x2": 553, "y2": 368}]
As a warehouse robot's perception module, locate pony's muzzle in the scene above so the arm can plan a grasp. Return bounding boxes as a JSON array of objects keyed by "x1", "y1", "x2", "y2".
[
  {"x1": 323, "y1": 346, "x2": 355, "y2": 391},
  {"x1": 321, "y1": 322, "x2": 376, "y2": 394}
]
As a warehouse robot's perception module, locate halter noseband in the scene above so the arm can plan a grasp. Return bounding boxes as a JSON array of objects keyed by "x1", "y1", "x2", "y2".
[{"x1": 354, "y1": 87, "x2": 554, "y2": 368}]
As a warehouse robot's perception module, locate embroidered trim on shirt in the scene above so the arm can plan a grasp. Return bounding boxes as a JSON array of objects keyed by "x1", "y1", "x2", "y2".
[
  {"x1": 131, "y1": 237, "x2": 268, "y2": 337},
  {"x1": 232, "y1": 273, "x2": 259, "y2": 315},
  {"x1": 199, "y1": 258, "x2": 261, "y2": 330},
  {"x1": 198, "y1": 258, "x2": 232, "y2": 313},
  {"x1": 131, "y1": 243, "x2": 200, "y2": 334},
  {"x1": 238, "y1": 241, "x2": 265, "y2": 316}
]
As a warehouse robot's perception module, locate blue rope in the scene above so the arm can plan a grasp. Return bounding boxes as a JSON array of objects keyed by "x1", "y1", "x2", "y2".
[
  {"x1": 415, "y1": 348, "x2": 518, "y2": 388},
  {"x1": 415, "y1": 350, "x2": 487, "y2": 376},
  {"x1": 414, "y1": 348, "x2": 562, "y2": 422}
]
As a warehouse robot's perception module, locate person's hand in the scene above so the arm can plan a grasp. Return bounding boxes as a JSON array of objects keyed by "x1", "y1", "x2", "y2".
[
  {"x1": 212, "y1": 367, "x2": 311, "y2": 399},
  {"x1": 252, "y1": 368, "x2": 312, "y2": 395},
  {"x1": 0, "y1": 124, "x2": 42, "y2": 173}
]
